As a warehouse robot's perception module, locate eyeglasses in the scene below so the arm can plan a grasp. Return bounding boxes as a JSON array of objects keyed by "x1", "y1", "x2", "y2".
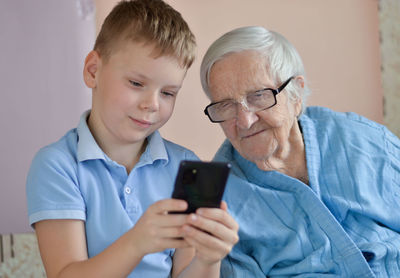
[{"x1": 204, "y1": 76, "x2": 294, "y2": 123}]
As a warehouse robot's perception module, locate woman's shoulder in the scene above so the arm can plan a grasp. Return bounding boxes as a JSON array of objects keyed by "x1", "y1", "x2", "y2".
[
  {"x1": 302, "y1": 106, "x2": 387, "y2": 135},
  {"x1": 301, "y1": 106, "x2": 400, "y2": 158},
  {"x1": 213, "y1": 140, "x2": 234, "y2": 162}
]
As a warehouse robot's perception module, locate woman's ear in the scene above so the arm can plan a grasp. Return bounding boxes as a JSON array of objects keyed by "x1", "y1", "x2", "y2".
[
  {"x1": 295, "y1": 75, "x2": 305, "y2": 89},
  {"x1": 83, "y1": 50, "x2": 100, "y2": 89},
  {"x1": 294, "y1": 75, "x2": 305, "y2": 117}
]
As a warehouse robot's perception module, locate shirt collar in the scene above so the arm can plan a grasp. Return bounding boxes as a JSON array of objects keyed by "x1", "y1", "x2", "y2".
[
  {"x1": 76, "y1": 110, "x2": 169, "y2": 165},
  {"x1": 137, "y1": 130, "x2": 169, "y2": 167},
  {"x1": 77, "y1": 110, "x2": 106, "y2": 162}
]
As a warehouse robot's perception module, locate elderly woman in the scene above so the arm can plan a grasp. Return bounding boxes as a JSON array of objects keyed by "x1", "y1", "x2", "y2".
[{"x1": 200, "y1": 26, "x2": 400, "y2": 277}]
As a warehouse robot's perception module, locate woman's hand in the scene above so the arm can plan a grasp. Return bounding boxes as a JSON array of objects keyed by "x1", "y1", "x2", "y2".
[
  {"x1": 182, "y1": 201, "x2": 239, "y2": 266},
  {"x1": 130, "y1": 199, "x2": 190, "y2": 256}
]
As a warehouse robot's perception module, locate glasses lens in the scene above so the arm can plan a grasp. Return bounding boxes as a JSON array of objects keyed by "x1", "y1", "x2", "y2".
[
  {"x1": 246, "y1": 89, "x2": 275, "y2": 110},
  {"x1": 208, "y1": 101, "x2": 236, "y2": 122},
  {"x1": 206, "y1": 85, "x2": 284, "y2": 123}
]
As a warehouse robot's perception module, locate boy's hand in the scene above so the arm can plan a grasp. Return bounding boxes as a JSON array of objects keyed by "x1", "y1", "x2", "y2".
[
  {"x1": 130, "y1": 199, "x2": 190, "y2": 256},
  {"x1": 182, "y1": 201, "x2": 239, "y2": 266}
]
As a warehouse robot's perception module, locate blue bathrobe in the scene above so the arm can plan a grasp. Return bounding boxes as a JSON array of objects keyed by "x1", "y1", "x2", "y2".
[{"x1": 216, "y1": 106, "x2": 400, "y2": 277}]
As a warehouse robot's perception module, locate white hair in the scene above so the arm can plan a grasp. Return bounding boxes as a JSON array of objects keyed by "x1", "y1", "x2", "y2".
[{"x1": 200, "y1": 26, "x2": 311, "y2": 114}]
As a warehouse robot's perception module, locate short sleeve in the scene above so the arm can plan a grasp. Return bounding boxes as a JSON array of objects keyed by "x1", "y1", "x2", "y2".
[{"x1": 26, "y1": 146, "x2": 86, "y2": 227}]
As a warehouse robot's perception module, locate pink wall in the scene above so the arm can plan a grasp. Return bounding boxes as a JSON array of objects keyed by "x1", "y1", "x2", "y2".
[
  {"x1": 1, "y1": 0, "x2": 382, "y2": 233},
  {"x1": 95, "y1": 0, "x2": 382, "y2": 160},
  {"x1": 161, "y1": 0, "x2": 383, "y2": 160}
]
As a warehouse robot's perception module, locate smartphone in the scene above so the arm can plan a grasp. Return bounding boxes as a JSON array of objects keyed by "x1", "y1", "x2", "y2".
[{"x1": 171, "y1": 160, "x2": 231, "y2": 214}]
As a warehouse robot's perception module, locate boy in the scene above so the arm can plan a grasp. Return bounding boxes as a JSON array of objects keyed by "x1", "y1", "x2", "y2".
[{"x1": 26, "y1": 1, "x2": 238, "y2": 277}]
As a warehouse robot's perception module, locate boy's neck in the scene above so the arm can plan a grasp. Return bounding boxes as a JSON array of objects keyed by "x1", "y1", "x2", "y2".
[
  {"x1": 106, "y1": 140, "x2": 147, "y2": 174},
  {"x1": 87, "y1": 112, "x2": 147, "y2": 174}
]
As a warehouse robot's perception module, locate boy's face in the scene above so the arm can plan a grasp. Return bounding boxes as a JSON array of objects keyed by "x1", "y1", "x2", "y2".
[{"x1": 84, "y1": 41, "x2": 187, "y2": 148}]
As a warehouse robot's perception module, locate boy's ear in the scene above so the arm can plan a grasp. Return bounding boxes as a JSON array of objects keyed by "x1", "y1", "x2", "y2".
[{"x1": 83, "y1": 50, "x2": 100, "y2": 89}]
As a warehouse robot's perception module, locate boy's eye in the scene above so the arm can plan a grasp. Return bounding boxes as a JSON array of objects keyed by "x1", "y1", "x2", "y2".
[
  {"x1": 129, "y1": 80, "x2": 143, "y2": 87},
  {"x1": 162, "y1": 91, "x2": 175, "y2": 97}
]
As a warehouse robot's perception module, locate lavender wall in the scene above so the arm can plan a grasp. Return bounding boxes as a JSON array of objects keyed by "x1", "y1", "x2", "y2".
[{"x1": 0, "y1": 0, "x2": 94, "y2": 233}]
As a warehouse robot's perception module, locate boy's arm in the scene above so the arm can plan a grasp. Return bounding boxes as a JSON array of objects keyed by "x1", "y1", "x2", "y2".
[
  {"x1": 172, "y1": 201, "x2": 239, "y2": 278},
  {"x1": 35, "y1": 199, "x2": 190, "y2": 278},
  {"x1": 173, "y1": 247, "x2": 221, "y2": 277},
  {"x1": 35, "y1": 219, "x2": 144, "y2": 278}
]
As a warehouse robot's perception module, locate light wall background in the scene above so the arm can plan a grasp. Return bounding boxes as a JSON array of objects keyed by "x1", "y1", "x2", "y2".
[
  {"x1": 1, "y1": 0, "x2": 397, "y2": 233},
  {"x1": 97, "y1": 0, "x2": 383, "y2": 160},
  {"x1": 380, "y1": 0, "x2": 400, "y2": 137}
]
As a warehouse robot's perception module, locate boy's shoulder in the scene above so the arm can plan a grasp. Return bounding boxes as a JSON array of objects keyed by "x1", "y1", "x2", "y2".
[
  {"x1": 161, "y1": 136, "x2": 198, "y2": 160},
  {"x1": 33, "y1": 128, "x2": 79, "y2": 166}
]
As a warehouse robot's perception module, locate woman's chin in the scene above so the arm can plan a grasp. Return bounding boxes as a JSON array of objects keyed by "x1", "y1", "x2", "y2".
[{"x1": 239, "y1": 144, "x2": 275, "y2": 164}]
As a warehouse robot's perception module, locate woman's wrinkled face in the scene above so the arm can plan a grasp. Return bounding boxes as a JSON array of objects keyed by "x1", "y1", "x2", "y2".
[{"x1": 208, "y1": 50, "x2": 302, "y2": 163}]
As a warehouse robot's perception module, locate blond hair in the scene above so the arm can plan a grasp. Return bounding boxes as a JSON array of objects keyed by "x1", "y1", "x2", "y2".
[{"x1": 94, "y1": 0, "x2": 196, "y2": 69}]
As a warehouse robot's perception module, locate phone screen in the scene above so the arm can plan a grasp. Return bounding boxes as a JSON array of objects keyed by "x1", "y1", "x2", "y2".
[{"x1": 171, "y1": 160, "x2": 231, "y2": 213}]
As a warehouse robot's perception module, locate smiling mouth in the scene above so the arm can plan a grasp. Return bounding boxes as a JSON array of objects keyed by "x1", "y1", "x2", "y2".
[
  {"x1": 130, "y1": 117, "x2": 153, "y2": 127},
  {"x1": 241, "y1": 129, "x2": 266, "y2": 139}
]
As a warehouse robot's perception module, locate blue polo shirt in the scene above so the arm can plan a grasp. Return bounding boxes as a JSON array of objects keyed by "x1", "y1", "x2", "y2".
[{"x1": 26, "y1": 110, "x2": 198, "y2": 277}]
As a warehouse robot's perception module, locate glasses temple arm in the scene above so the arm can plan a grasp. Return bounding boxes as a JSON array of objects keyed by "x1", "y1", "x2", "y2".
[{"x1": 277, "y1": 76, "x2": 295, "y2": 93}]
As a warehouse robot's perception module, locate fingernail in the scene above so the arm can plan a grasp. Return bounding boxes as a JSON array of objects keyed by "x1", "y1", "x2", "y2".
[{"x1": 190, "y1": 214, "x2": 197, "y2": 221}]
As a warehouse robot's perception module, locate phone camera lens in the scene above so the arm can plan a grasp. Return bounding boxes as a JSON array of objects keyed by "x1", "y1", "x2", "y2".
[{"x1": 182, "y1": 168, "x2": 197, "y2": 184}]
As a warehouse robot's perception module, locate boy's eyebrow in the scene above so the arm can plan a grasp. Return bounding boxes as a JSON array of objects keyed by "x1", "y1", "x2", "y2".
[
  {"x1": 165, "y1": 85, "x2": 182, "y2": 90},
  {"x1": 127, "y1": 71, "x2": 149, "y2": 81},
  {"x1": 127, "y1": 71, "x2": 182, "y2": 91}
]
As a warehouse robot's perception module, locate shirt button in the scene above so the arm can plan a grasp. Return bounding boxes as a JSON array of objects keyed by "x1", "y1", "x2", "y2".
[{"x1": 125, "y1": 187, "x2": 131, "y2": 194}]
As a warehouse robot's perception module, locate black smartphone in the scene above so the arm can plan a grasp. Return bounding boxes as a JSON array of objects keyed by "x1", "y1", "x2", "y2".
[{"x1": 171, "y1": 160, "x2": 231, "y2": 214}]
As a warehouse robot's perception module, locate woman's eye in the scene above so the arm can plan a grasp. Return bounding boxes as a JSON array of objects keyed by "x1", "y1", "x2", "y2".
[
  {"x1": 215, "y1": 101, "x2": 233, "y2": 111},
  {"x1": 252, "y1": 90, "x2": 267, "y2": 98},
  {"x1": 129, "y1": 80, "x2": 143, "y2": 87},
  {"x1": 248, "y1": 90, "x2": 271, "y2": 101}
]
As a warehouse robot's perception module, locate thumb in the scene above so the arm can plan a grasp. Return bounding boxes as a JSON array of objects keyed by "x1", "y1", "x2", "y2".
[{"x1": 220, "y1": 200, "x2": 228, "y2": 211}]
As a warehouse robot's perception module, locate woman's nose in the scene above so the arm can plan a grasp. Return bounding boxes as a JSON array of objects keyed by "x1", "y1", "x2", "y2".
[
  {"x1": 140, "y1": 91, "x2": 159, "y2": 112},
  {"x1": 236, "y1": 105, "x2": 258, "y2": 129}
]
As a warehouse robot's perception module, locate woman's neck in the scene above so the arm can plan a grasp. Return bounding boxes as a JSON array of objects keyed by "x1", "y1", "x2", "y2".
[{"x1": 254, "y1": 120, "x2": 308, "y2": 184}]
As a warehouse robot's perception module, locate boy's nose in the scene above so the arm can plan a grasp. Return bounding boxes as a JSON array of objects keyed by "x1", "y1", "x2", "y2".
[
  {"x1": 140, "y1": 91, "x2": 159, "y2": 112},
  {"x1": 236, "y1": 106, "x2": 258, "y2": 129}
]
